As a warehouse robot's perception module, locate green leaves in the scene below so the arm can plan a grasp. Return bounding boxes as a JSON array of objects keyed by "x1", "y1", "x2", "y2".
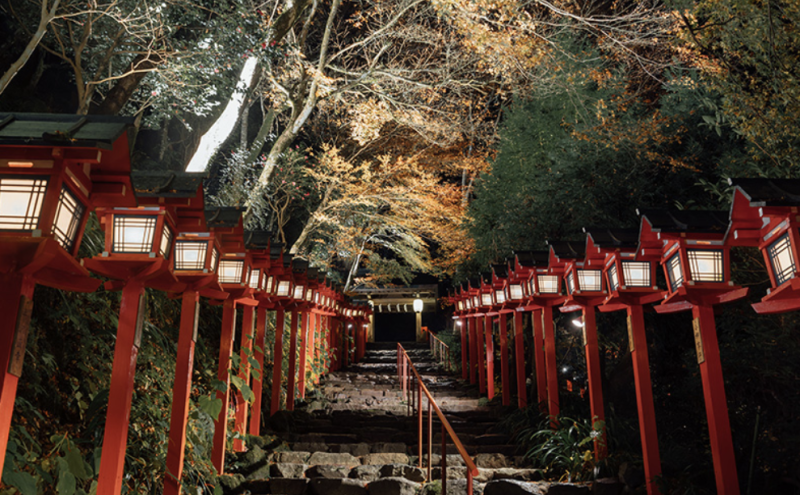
[{"x1": 198, "y1": 395, "x2": 224, "y2": 419}]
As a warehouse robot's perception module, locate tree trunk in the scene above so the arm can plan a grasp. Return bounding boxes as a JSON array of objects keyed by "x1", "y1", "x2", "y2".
[
  {"x1": 245, "y1": 106, "x2": 279, "y2": 166},
  {"x1": 91, "y1": 52, "x2": 162, "y2": 115},
  {"x1": 0, "y1": 0, "x2": 60, "y2": 96}
]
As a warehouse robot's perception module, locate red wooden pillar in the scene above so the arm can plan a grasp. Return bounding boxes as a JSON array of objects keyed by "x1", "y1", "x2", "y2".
[
  {"x1": 0, "y1": 273, "x2": 36, "y2": 477},
  {"x1": 306, "y1": 311, "x2": 316, "y2": 389},
  {"x1": 97, "y1": 280, "x2": 147, "y2": 493},
  {"x1": 499, "y1": 313, "x2": 510, "y2": 406},
  {"x1": 693, "y1": 304, "x2": 740, "y2": 495},
  {"x1": 287, "y1": 310, "x2": 299, "y2": 411},
  {"x1": 532, "y1": 309, "x2": 547, "y2": 413},
  {"x1": 314, "y1": 313, "x2": 322, "y2": 381},
  {"x1": 270, "y1": 308, "x2": 285, "y2": 416},
  {"x1": 484, "y1": 315, "x2": 494, "y2": 399},
  {"x1": 628, "y1": 304, "x2": 662, "y2": 495},
  {"x1": 210, "y1": 299, "x2": 237, "y2": 475},
  {"x1": 542, "y1": 305, "x2": 560, "y2": 425},
  {"x1": 582, "y1": 306, "x2": 606, "y2": 459},
  {"x1": 233, "y1": 306, "x2": 254, "y2": 452},
  {"x1": 467, "y1": 317, "x2": 477, "y2": 384},
  {"x1": 163, "y1": 291, "x2": 200, "y2": 495},
  {"x1": 298, "y1": 310, "x2": 309, "y2": 399},
  {"x1": 459, "y1": 318, "x2": 468, "y2": 381},
  {"x1": 249, "y1": 306, "x2": 268, "y2": 436},
  {"x1": 513, "y1": 311, "x2": 527, "y2": 408},
  {"x1": 477, "y1": 317, "x2": 487, "y2": 394}
]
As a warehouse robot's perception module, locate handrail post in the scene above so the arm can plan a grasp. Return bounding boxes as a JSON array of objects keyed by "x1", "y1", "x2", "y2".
[
  {"x1": 441, "y1": 423, "x2": 447, "y2": 495},
  {"x1": 427, "y1": 400, "x2": 432, "y2": 481},
  {"x1": 467, "y1": 469, "x2": 473, "y2": 495},
  {"x1": 417, "y1": 380, "x2": 423, "y2": 469}
]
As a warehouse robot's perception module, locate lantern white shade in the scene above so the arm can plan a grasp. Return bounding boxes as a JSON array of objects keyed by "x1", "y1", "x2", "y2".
[
  {"x1": 413, "y1": 298, "x2": 423, "y2": 313},
  {"x1": 218, "y1": 259, "x2": 244, "y2": 284},
  {"x1": 276, "y1": 280, "x2": 291, "y2": 296},
  {"x1": 495, "y1": 290, "x2": 506, "y2": 304},
  {"x1": 174, "y1": 241, "x2": 207, "y2": 270},
  {"x1": 265, "y1": 275, "x2": 274, "y2": 293},
  {"x1": 537, "y1": 275, "x2": 559, "y2": 294},
  {"x1": 0, "y1": 177, "x2": 48, "y2": 230},
  {"x1": 508, "y1": 284, "x2": 523, "y2": 300},
  {"x1": 622, "y1": 261, "x2": 651, "y2": 287},
  {"x1": 577, "y1": 269, "x2": 602, "y2": 292},
  {"x1": 481, "y1": 293, "x2": 492, "y2": 306},
  {"x1": 293, "y1": 285, "x2": 305, "y2": 299},
  {"x1": 249, "y1": 269, "x2": 261, "y2": 289},
  {"x1": 159, "y1": 225, "x2": 173, "y2": 258},
  {"x1": 608, "y1": 263, "x2": 620, "y2": 292},
  {"x1": 112, "y1": 215, "x2": 158, "y2": 253},
  {"x1": 767, "y1": 233, "x2": 796, "y2": 286},
  {"x1": 666, "y1": 253, "x2": 684, "y2": 291},
  {"x1": 687, "y1": 249, "x2": 723, "y2": 283},
  {"x1": 51, "y1": 186, "x2": 86, "y2": 252}
]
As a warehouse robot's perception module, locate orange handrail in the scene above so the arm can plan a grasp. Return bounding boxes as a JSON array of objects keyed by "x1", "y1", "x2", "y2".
[
  {"x1": 397, "y1": 344, "x2": 478, "y2": 495},
  {"x1": 427, "y1": 332, "x2": 452, "y2": 371}
]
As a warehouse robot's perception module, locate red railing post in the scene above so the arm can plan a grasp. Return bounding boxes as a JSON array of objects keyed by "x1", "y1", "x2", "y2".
[
  {"x1": 417, "y1": 379, "x2": 423, "y2": 468},
  {"x1": 441, "y1": 423, "x2": 447, "y2": 494},
  {"x1": 427, "y1": 400, "x2": 433, "y2": 481}
]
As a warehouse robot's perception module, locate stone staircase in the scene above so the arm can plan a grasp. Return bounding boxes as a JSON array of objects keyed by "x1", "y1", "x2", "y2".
[{"x1": 218, "y1": 342, "x2": 613, "y2": 495}]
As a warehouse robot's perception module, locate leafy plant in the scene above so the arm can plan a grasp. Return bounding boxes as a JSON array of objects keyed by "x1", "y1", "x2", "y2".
[{"x1": 520, "y1": 415, "x2": 605, "y2": 482}]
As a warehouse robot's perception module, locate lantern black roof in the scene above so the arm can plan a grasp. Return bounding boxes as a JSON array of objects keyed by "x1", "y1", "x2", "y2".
[
  {"x1": 269, "y1": 245, "x2": 284, "y2": 259},
  {"x1": 728, "y1": 178, "x2": 800, "y2": 207},
  {"x1": 281, "y1": 253, "x2": 292, "y2": 268},
  {"x1": 307, "y1": 267, "x2": 320, "y2": 281},
  {"x1": 513, "y1": 250, "x2": 550, "y2": 268},
  {"x1": 243, "y1": 229, "x2": 274, "y2": 250},
  {"x1": 514, "y1": 250, "x2": 550, "y2": 268},
  {"x1": 583, "y1": 228, "x2": 640, "y2": 250},
  {"x1": 292, "y1": 258, "x2": 309, "y2": 274},
  {"x1": 547, "y1": 240, "x2": 585, "y2": 260},
  {"x1": 132, "y1": 171, "x2": 207, "y2": 198},
  {"x1": 491, "y1": 264, "x2": 508, "y2": 278},
  {"x1": 0, "y1": 113, "x2": 134, "y2": 149},
  {"x1": 637, "y1": 208, "x2": 728, "y2": 234},
  {"x1": 204, "y1": 207, "x2": 244, "y2": 229}
]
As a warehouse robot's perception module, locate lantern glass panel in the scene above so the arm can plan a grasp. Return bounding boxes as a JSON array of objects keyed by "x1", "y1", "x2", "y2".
[
  {"x1": 767, "y1": 233, "x2": 796, "y2": 286},
  {"x1": 538, "y1": 275, "x2": 559, "y2": 294},
  {"x1": 495, "y1": 290, "x2": 506, "y2": 304},
  {"x1": 687, "y1": 249, "x2": 724, "y2": 282},
  {"x1": 210, "y1": 247, "x2": 219, "y2": 271},
  {"x1": 175, "y1": 241, "x2": 206, "y2": 270},
  {"x1": 509, "y1": 284, "x2": 523, "y2": 300},
  {"x1": 218, "y1": 259, "x2": 244, "y2": 284},
  {"x1": 249, "y1": 269, "x2": 261, "y2": 289},
  {"x1": 666, "y1": 252, "x2": 684, "y2": 291},
  {"x1": 622, "y1": 261, "x2": 651, "y2": 287},
  {"x1": 465, "y1": 299, "x2": 472, "y2": 309},
  {"x1": 112, "y1": 215, "x2": 157, "y2": 253},
  {"x1": 266, "y1": 276, "x2": 274, "y2": 293},
  {"x1": 577, "y1": 269, "x2": 602, "y2": 292},
  {"x1": 159, "y1": 225, "x2": 173, "y2": 258},
  {"x1": 457, "y1": 301, "x2": 463, "y2": 311},
  {"x1": 51, "y1": 186, "x2": 86, "y2": 252},
  {"x1": 306, "y1": 288, "x2": 313, "y2": 301},
  {"x1": 293, "y1": 285, "x2": 305, "y2": 299},
  {"x1": 529, "y1": 278, "x2": 536, "y2": 295},
  {"x1": 607, "y1": 263, "x2": 620, "y2": 292},
  {"x1": 0, "y1": 177, "x2": 48, "y2": 230},
  {"x1": 481, "y1": 293, "x2": 492, "y2": 306},
  {"x1": 566, "y1": 272, "x2": 575, "y2": 294},
  {"x1": 472, "y1": 296, "x2": 479, "y2": 307},
  {"x1": 277, "y1": 280, "x2": 291, "y2": 296}
]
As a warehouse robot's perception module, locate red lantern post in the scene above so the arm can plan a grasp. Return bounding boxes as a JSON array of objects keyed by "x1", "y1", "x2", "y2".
[
  {"x1": 0, "y1": 113, "x2": 135, "y2": 477},
  {"x1": 639, "y1": 208, "x2": 748, "y2": 495},
  {"x1": 504, "y1": 253, "x2": 535, "y2": 409},
  {"x1": 515, "y1": 251, "x2": 566, "y2": 420},
  {"x1": 549, "y1": 240, "x2": 609, "y2": 459},
  {"x1": 586, "y1": 227, "x2": 665, "y2": 495}
]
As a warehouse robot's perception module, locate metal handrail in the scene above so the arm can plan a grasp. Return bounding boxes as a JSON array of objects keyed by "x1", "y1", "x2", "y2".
[
  {"x1": 427, "y1": 332, "x2": 451, "y2": 371},
  {"x1": 397, "y1": 344, "x2": 478, "y2": 495}
]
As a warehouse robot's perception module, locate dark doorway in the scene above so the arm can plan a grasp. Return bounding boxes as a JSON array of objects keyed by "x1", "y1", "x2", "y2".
[{"x1": 374, "y1": 313, "x2": 416, "y2": 342}]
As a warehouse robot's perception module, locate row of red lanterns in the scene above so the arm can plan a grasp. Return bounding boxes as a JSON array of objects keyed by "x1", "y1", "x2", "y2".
[
  {"x1": 449, "y1": 179, "x2": 800, "y2": 495},
  {"x1": 0, "y1": 113, "x2": 371, "y2": 494}
]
